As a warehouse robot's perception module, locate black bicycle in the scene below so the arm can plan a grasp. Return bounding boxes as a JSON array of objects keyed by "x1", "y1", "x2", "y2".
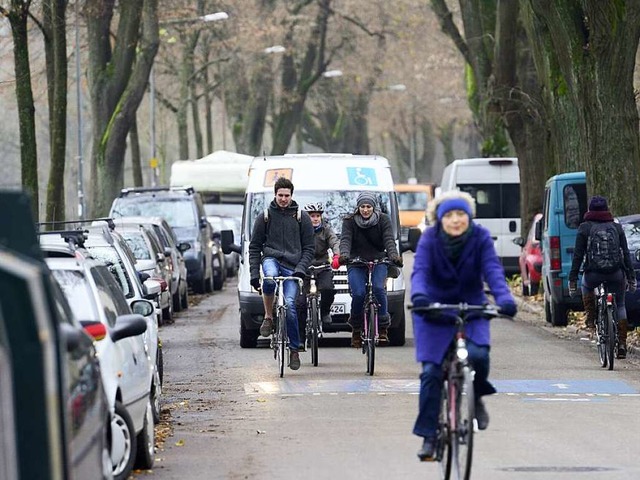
[
  {"x1": 409, "y1": 303, "x2": 500, "y2": 480},
  {"x1": 348, "y1": 258, "x2": 393, "y2": 376},
  {"x1": 594, "y1": 282, "x2": 618, "y2": 370},
  {"x1": 305, "y1": 264, "x2": 332, "y2": 367}
]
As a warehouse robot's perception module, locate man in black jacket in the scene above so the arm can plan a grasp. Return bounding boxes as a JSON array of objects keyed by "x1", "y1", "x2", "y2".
[{"x1": 249, "y1": 177, "x2": 315, "y2": 370}]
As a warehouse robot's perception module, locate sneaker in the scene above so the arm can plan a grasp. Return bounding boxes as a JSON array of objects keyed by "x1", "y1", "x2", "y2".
[
  {"x1": 378, "y1": 327, "x2": 389, "y2": 345},
  {"x1": 351, "y1": 329, "x2": 362, "y2": 348},
  {"x1": 475, "y1": 399, "x2": 489, "y2": 430},
  {"x1": 321, "y1": 313, "x2": 332, "y2": 324},
  {"x1": 417, "y1": 436, "x2": 437, "y2": 461},
  {"x1": 617, "y1": 344, "x2": 627, "y2": 359},
  {"x1": 259, "y1": 317, "x2": 273, "y2": 337},
  {"x1": 289, "y1": 351, "x2": 301, "y2": 370}
]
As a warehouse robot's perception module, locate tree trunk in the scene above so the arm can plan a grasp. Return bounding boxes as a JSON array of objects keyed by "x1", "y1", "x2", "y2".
[
  {"x1": 130, "y1": 117, "x2": 143, "y2": 187},
  {"x1": 190, "y1": 79, "x2": 203, "y2": 158},
  {"x1": 524, "y1": 0, "x2": 640, "y2": 215},
  {"x1": 43, "y1": 0, "x2": 68, "y2": 224},
  {"x1": 85, "y1": 0, "x2": 159, "y2": 215},
  {"x1": 7, "y1": 2, "x2": 39, "y2": 217}
]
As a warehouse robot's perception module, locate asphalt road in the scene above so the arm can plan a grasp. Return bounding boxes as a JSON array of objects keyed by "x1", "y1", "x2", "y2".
[{"x1": 137, "y1": 256, "x2": 640, "y2": 480}]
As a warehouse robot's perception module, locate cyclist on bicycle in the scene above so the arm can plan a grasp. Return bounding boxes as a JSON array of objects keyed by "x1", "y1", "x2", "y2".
[
  {"x1": 249, "y1": 177, "x2": 315, "y2": 370},
  {"x1": 410, "y1": 190, "x2": 517, "y2": 460},
  {"x1": 295, "y1": 202, "x2": 340, "y2": 344},
  {"x1": 338, "y1": 191, "x2": 403, "y2": 347},
  {"x1": 568, "y1": 195, "x2": 636, "y2": 358}
]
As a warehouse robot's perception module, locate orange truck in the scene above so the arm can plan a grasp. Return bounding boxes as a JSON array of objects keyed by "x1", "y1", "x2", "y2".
[{"x1": 395, "y1": 183, "x2": 434, "y2": 241}]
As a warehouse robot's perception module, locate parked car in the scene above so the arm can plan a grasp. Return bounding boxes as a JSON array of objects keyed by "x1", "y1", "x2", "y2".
[
  {"x1": 46, "y1": 252, "x2": 156, "y2": 480},
  {"x1": 117, "y1": 223, "x2": 174, "y2": 322},
  {"x1": 113, "y1": 215, "x2": 190, "y2": 311},
  {"x1": 514, "y1": 213, "x2": 543, "y2": 296},
  {"x1": 110, "y1": 186, "x2": 214, "y2": 294},
  {"x1": 537, "y1": 171, "x2": 587, "y2": 326},
  {"x1": 0, "y1": 190, "x2": 111, "y2": 479},
  {"x1": 616, "y1": 214, "x2": 640, "y2": 328},
  {"x1": 208, "y1": 214, "x2": 241, "y2": 277}
]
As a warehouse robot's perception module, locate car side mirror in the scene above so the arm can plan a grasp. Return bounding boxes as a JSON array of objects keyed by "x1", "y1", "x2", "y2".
[
  {"x1": 178, "y1": 242, "x2": 191, "y2": 253},
  {"x1": 60, "y1": 322, "x2": 84, "y2": 352},
  {"x1": 534, "y1": 219, "x2": 542, "y2": 242},
  {"x1": 130, "y1": 299, "x2": 155, "y2": 317},
  {"x1": 143, "y1": 279, "x2": 161, "y2": 299},
  {"x1": 513, "y1": 237, "x2": 525, "y2": 247},
  {"x1": 164, "y1": 246, "x2": 172, "y2": 257},
  {"x1": 407, "y1": 228, "x2": 422, "y2": 253},
  {"x1": 111, "y1": 314, "x2": 147, "y2": 342},
  {"x1": 221, "y1": 229, "x2": 241, "y2": 254},
  {"x1": 156, "y1": 252, "x2": 165, "y2": 263}
]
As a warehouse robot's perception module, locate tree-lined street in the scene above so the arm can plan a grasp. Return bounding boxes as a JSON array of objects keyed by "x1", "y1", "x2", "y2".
[{"x1": 146, "y1": 255, "x2": 640, "y2": 479}]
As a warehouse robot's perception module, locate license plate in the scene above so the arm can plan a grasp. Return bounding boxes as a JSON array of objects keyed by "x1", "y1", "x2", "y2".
[{"x1": 330, "y1": 304, "x2": 345, "y2": 314}]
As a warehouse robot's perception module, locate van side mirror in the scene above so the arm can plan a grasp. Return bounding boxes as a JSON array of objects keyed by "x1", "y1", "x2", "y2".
[
  {"x1": 513, "y1": 237, "x2": 525, "y2": 247},
  {"x1": 407, "y1": 228, "x2": 422, "y2": 252},
  {"x1": 534, "y1": 220, "x2": 542, "y2": 242},
  {"x1": 221, "y1": 229, "x2": 241, "y2": 255}
]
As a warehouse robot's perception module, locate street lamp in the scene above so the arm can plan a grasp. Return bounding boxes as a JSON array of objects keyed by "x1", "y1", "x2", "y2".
[{"x1": 149, "y1": 11, "x2": 228, "y2": 185}]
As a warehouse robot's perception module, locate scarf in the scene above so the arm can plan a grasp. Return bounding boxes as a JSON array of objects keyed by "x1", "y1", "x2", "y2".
[
  {"x1": 439, "y1": 224, "x2": 473, "y2": 264},
  {"x1": 354, "y1": 209, "x2": 380, "y2": 229}
]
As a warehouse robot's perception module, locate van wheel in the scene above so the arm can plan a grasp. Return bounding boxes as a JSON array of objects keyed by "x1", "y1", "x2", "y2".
[
  {"x1": 544, "y1": 297, "x2": 552, "y2": 323},
  {"x1": 388, "y1": 313, "x2": 406, "y2": 346},
  {"x1": 240, "y1": 320, "x2": 259, "y2": 348},
  {"x1": 550, "y1": 300, "x2": 568, "y2": 327}
]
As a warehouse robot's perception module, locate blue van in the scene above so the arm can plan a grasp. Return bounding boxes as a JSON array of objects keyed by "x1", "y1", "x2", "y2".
[{"x1": 536, "y1": 172, "x2": 587, "y2": 326}]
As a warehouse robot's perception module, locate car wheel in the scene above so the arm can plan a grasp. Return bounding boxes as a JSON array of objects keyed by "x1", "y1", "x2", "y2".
[
  {"x1": 205, "y1": 271, "x2": 214, "y2": 293},
  {"x1": 151, "y1": 370, "x2": 161, "y2": 425},
  {"x1": 181, "y1": 282, "x2": 189, "y2": 309},
  {"x1": 530, "y1": 282, "x2": 540, "y2": 296},
  {"x1": 213, "y1": 270, "x2": 224, "y2": 291},
  {"x1": 134, "y1": 400, "x2": 155, "y2": 470},
  {"x1": 192, "y1": 273, "x2": 206, "y2": 294},
  {"x1": 544, "y1": 295, "x2": 552, "y2": 323},
  {"x1": 550, "y1": 299, "x2": 569, "y2": 327},
  {"x1": 162, "y1": 302, "x2": 173, "y2": 322},
  {"x1": 157, "y1": 343, "x2": 164, "y2": 386},
  {"x1": 101, "y1": 414, "x2": 114, "y2": 480},
  {"x1": 112, "y1": 401, "x2": 137, "y2": 480},
  {"x1": 172, "y1": 290, "x2": 182, "y2": 313}
]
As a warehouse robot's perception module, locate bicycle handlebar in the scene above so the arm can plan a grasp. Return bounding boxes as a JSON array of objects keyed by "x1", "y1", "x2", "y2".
[
  {"x1": 262, "y1": 276, "x2": 304, "y2": 287},
  {"x1": 409, "y1": 303, "x2": 505, "y2": 320},
  {"x1": 347, "y1": 257, "x2": 394, "y2": 267},
  {"x1": 307, "y1": 264, "x2": 332, "y2": 275}
]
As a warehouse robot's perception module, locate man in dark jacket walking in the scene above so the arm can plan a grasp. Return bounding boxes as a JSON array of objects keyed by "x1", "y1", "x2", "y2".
[{"x1": 249, "y1": 177, "x2": 315, "y2": 370}]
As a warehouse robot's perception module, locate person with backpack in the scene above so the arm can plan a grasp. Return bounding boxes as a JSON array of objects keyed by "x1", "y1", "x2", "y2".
[
  {"x1": 294, "y1": 202, "x2": 341, "y2": 347},
  {"x1": 568, "y1": 195, "x2": 636, "y2": 358},
  {"x1": 249, "y1": 177, "x2": 315, "y2": 370},
  {"x1": 338, "y1": 191, "x2": 403, "y2": 347}
]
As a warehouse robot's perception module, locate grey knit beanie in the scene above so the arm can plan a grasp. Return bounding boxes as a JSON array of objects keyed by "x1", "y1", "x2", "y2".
[{"x1": 356, "y1": 192, "x2": 377, "y2": 207}]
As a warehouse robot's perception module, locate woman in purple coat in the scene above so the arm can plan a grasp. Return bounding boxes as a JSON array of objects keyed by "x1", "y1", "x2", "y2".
[{"x1": 410, "y1": 190, "x2": 517, "y2": 461}]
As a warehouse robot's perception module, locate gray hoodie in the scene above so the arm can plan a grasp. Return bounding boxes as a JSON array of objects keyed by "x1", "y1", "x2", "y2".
[{"x1": 249, "y1": 199, "x2": 315, "y2": 280}]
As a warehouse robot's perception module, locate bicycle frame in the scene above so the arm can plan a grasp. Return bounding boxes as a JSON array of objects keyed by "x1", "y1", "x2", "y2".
[
  {"x1": 594, "y1": 282, "x2": 618, "y2": 370},
  {"x1": 262, "y1": 275, "x2": 303, "y2": 377}
]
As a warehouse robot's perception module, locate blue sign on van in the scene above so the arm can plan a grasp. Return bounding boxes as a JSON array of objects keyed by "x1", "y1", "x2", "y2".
[{"x1": 347, "y1": 167, "x2": 378, "y2": 187}]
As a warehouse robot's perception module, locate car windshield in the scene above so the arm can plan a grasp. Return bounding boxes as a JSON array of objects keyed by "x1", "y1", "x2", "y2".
[
  {"x1": 121, "y1": 232, "x2": 152, "y2": 260},
  {"x1": 397, "y1": 191, "x2": 429, "y2": 211},
  {"x1": 621, "y1": 222, "x2": 640, "y2": 250},
  {"x1": 51, "y1": 270, "x2": 99, "y2": 321},
  {"x1": 84, "y1": 245, "x2": 135, "y2": 298},
  {"x1": 247, "y1": 190, "x2": 394, "y2": 237},
  {"x1": 112, "y1": 198, "x2": 196, "y2": 228}
]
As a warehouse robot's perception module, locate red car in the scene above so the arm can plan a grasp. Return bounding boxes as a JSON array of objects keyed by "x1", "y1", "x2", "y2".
[{"x1": 515, "y1": 213, "x2": 543, "y2": 296}]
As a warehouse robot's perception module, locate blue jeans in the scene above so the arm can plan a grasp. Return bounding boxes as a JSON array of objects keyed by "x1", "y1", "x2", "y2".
[
  {"x1": 261, "y1": 257, "x2": 301, "y2": 350},
  {"x1": 413, "y1": 341, "x2": 495, "y2": 439},
  {"x1": 347, "y1": 264, "x2": 389, "y2": 327}
]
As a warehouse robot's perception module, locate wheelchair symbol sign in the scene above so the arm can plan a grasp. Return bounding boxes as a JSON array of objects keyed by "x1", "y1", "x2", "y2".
[{"x1": 347, "y1": 167, "x2": 377, "y2": 187}]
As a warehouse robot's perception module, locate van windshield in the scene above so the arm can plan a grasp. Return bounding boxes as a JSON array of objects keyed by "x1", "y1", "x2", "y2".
[
  {"x1": 397, "y1": 191, "x2": 429, "y2": 211},
  {"x1": 247, "y1": 190, "x2": 394, "y2": 237},
  {"x1": 563, "y1": 183, "x2": 587, "y2": 229},
  {"x1": 457, "y1": 183, "x2": 520, "y2": 219}
]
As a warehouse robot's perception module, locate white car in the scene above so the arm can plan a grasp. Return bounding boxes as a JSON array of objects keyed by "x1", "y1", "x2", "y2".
[{"x1": 46, "y1": 255, "x2": 156, "y2": 480}]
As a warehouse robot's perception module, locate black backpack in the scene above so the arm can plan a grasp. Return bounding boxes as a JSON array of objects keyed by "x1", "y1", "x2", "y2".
[{"x1": 586, "y1": 222, "x2": 622, "y2": 273}]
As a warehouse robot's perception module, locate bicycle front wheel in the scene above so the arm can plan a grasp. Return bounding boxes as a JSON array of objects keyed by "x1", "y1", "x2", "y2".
[
  {"x1": 438, "y1": 380, "x2": 452, "y2": 479},
  {"x1": 278, "y1": 310, "x2": 287, "y2": 378},
  {"x1": 310, "y1": 297, "x2": 319, "y2": 367},
  {"x1": 451, "y1": 366, "x2": 475, "y2": 480},
  {"x1": 606, "y1": 306, "x2": 616, "y2": 371},
  {"x1": 596, "y1": 305, "x2": 608, "y2": 368},
  {"x1": 366, "y1": 303, "x2": 376, "y2": 375}
]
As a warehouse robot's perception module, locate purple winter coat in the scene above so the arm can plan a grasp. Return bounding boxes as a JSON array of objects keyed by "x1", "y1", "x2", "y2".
[{"x1": 411, "y1": 222, "x2": 515, "y2": 363}]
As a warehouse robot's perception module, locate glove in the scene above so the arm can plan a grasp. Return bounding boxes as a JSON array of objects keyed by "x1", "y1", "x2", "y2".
[
  {"x1": 498, "y1": 302, "x2": 517, "y2": 317},
  {"x1": 338, "y1": 255, "x2": 349, "y2": 266},
  {"x1": 292, "y1": 271, "x2": 306, "y2": 280},
  {"x1": 411, "y1": 294, "x2": 430, "y2": 309},
  {"x1": 568, "y1": 280, "x2": 577, "y2": 298},
  {"x1": 250, "y1": 278, "x2": 262, "y2": 294},
  {"x1": 391, "y1": 255, "x2": 403, "y2": 267},
  {"x1": 627, "y1": 278, "x2": 637, "y2": 293},
  {"x1": 331, "y1": 254, "x2": 341, "y2": 270}
]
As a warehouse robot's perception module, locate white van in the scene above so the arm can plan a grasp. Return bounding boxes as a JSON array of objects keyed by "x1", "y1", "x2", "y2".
[
  {"x1": 222, "y1": 154, "x2": 409, "y2": 348},
  {"x1": 439, "y1": 157, "x2": 520, "y2": 275}
]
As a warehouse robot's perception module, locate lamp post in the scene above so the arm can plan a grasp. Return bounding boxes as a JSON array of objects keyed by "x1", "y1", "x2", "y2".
[
  {"x1": 74, "y1": 0, "x2": 85, "y2": 218},
  {"x1": 149, "y1": 11, "x2": 228, "y2": 185}
]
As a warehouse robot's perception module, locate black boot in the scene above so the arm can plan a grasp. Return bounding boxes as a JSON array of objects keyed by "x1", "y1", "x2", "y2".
[
  {"x1": 582, "y1": 291, "x2": 596, "y2": 330},
  {"x1": 617, "y1": 318, "x2": 628, "y2": 359}
]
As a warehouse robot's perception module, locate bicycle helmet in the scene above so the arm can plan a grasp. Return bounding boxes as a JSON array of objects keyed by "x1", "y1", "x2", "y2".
[{"x1": 303, "y1": 202, "x2": 324, "y2": 213}]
